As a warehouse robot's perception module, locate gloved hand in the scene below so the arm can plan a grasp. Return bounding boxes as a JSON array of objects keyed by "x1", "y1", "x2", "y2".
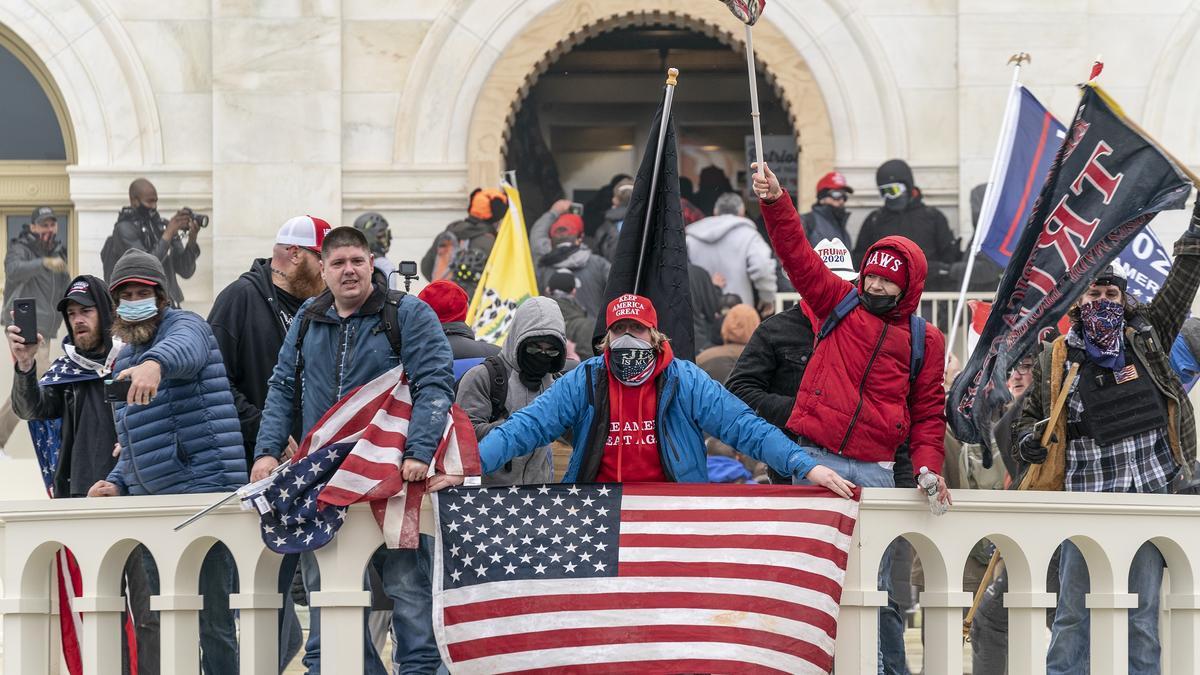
[{"x1": 1018, "y1": 433, "x2": 1048, "y2": 464}]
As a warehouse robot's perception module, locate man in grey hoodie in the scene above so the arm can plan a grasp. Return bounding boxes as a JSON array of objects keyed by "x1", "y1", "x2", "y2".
[
  {"x1": 685, "y1": 192, "x2": 777, "y2": 316},
  {"x1": 456, "y1": 297, "x2": 568, "y2": 486}
]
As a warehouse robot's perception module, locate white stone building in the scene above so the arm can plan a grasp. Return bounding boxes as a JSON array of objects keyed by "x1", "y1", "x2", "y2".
[{"x1": 2, "y1": 0, "x2": 1200, "y2": 312}]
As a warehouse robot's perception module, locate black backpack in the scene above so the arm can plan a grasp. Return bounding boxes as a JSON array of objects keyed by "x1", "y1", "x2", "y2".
[
  {"x1": 480, "y1": 354, "x2": 566, "y2": 423},
  {"x1": 291, "y1": 287, "x2": 406, "y2": 421},
  {"x1": 101, "y1": 231, "x2": 123, "y2": 282}
]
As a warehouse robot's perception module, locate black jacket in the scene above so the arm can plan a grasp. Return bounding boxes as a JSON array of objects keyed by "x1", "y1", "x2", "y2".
[
  {"x1": 551, "y1": 294, "x2": 595, "y2": 359},
  {"x1": 11, "y1": 275, "x2": 117, "y2": 497},
  {"x1": 112, "y1": 207, "x2": 200, "y2": 307},
  {"x1": 852, "y1": 193, "x2": 959, "y2": 268},
  {"x1": 2, "y1": 228, "x2": 70, "y2": 337},
  {"x1": 443, "y1": 321, "x2": 501, "y2": 360},
  {"x1": 800, "y1": 204, "x2": 853, "y2": 248},
  {"x1": 207, "y1": 259, "x2": 297, "y2": 465},
  {"x1": 688, "y1": 263, "x2": 723, "y2": 351}
]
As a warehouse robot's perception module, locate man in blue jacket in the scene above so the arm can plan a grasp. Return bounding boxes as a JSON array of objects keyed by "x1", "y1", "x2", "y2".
[
  {"x1": 431, "y1": 293, "x2": 854, "y2": 496},
  {"x1": 87, "y1": 249, "x2": 245, "y2": 674},
  {"x1": 253, "y1": 226, "x2": 455, "y2": 674}
]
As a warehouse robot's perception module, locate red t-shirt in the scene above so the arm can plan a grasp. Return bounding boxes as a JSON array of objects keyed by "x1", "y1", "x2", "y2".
[{"x1": 596, "y1": 343, "x2": 674, "y2": 482}]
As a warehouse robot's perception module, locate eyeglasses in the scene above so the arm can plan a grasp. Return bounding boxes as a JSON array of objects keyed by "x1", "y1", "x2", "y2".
[
  {"x1": 1010, "y1": 362, "x2": 1033, "y2": 375},
  {"x1": 524, "y1": 344, "x2": 561, "y2": 358},
  {"x1": 878, "y1": 183, "x2": 907, "y2": 199}
]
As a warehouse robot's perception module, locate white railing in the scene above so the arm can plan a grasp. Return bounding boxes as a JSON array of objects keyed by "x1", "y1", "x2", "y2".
[
  {"x1": 774, "y1": 291, "x2": 994, "y2": 361},
  {"x1": 5, "y1": 489, "x2": 1200, "y2": 674}
]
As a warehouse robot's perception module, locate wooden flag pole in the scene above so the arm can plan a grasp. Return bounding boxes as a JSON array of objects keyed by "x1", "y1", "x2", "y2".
[
  {"x1": 634, "y1": 68, "x2": 680, "y2": 295},
  {"x1": 745, "y1": 25, "x2": 765, "y2": 178}
]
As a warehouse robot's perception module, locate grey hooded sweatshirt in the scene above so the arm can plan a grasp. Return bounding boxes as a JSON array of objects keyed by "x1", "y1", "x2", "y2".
[
  {"x1": 685, "y1": 214, "x2": 778, "y2": 308},
  {"x1": 456, "y1": 296, "x2": 567, "y2": 486}
]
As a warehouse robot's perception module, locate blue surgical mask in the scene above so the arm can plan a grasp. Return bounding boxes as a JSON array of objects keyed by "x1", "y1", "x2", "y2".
[{"x1": 116, "y1": 297, "x2": 159, "y2": 322}]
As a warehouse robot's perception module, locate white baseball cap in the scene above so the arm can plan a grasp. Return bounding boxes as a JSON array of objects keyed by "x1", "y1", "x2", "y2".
[
  {"x1": 814, "y1": 237, "x2": 857, "y2": 281},
  {"x1": 276, "y1": 215, "x2": 332, "y2": 253}
]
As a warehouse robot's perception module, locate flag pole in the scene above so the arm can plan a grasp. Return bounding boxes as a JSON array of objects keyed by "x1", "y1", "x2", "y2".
[
  {"x1": 745, "y1": 25, "x2": 765, "y2": 179},
  {"x1": 945, "y1": 53, "x2": 1030, "y2": 366},
  {"x1": 634, "y1": 67, "x2": 680, "y2": 295}
]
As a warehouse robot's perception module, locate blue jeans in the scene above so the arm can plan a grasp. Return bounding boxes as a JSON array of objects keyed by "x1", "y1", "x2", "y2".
[
  {"x1": 1047, "y1": 540, "x2": 1164, "y2": 675},
  {"x1": 198, "y1": 546, "x2": 239, "y2": 674},
  {"x1": 795, "y1": 448, "x2": 907, "y2": 675},
  {"x1": 300, "y1": 536, "x2": 442, "y2": 674}
]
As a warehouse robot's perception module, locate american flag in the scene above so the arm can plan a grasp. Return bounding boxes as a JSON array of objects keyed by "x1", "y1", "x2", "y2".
[
  {"x1": 433, "y1": 482, "x2": 860, "y2": 674},
  {"x1": 258, "y1": 365, "x2": 480, "y2": 553}
]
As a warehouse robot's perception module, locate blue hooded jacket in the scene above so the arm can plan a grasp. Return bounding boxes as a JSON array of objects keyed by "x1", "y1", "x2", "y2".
[
  {"x1": 107, "y1": 309, "x2": 247, "y2": 494},
  {"x1": 478, "y1": 356, "x2": 818, "y2": 482}
]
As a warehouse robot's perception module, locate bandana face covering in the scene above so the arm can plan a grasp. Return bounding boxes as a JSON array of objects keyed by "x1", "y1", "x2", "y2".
[
  {"x1": 1079, "y1": 298, "x2": 1125, "y2": 369},
  {"x1": 609, "y1": 333, "x2": 656, "y2": 386}
]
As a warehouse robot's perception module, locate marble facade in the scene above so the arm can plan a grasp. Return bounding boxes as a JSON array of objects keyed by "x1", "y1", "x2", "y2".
[{"x1": 3, "y1": 0, "x2": 1200, "y2": 311}]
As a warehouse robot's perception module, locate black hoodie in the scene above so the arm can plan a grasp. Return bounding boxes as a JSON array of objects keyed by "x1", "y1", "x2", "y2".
[
  {"x1": 853, "y1": 160, "x2": 960, "y2": 269},
  {"x1": 11, "y1": 275, "x2": 118, "y2": 497},
  {"x1": 207, "y1": 259, "x2": 306, "y2": 465}
]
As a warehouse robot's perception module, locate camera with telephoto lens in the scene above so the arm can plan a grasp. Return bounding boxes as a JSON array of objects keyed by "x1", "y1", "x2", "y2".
[{"x1": 179, "y1": 207, "x2": 209, "y2": 228}]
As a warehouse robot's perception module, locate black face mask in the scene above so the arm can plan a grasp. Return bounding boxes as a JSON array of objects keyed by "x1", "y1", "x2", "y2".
[
  {"x1": 516, "y1": 339, "x2": 563, "y2": 390},
  {"x1": 830, "y1": 205, "x2": 849, "y2": 225},
  {"x1": 136, "y1": 204, "x2": 157, "y2": 222},
  {"x1": 860, "y1": 291, "x2": 899, "y2": 316},
  {"x1": 883, "y1": 194, "x2": 911, "y2": 212}
]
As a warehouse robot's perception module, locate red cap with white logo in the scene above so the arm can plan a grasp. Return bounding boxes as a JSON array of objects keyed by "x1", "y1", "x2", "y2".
[
  {"x1": 277, "y1": 215, "x2": 332, "y2": 253},
  {"x1": 605, "y1": 293, "x2": 658, "y2": 330}
]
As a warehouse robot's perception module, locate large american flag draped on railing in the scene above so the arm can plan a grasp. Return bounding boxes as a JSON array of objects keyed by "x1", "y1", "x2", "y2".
[
  {"x1": 432, "y1": 483, "x2": 861, "y2": 674},
  {"x1": 257, "y1": 365, "x2": 480, "y2": 552}
]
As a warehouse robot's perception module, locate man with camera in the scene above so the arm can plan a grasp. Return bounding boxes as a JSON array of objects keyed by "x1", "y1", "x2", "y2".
[{"x1": 104, "y1": 178, "x2": 203, "y2": 307}]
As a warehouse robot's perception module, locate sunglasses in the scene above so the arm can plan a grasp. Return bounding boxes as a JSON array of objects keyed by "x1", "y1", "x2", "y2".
[
  {"x1": 878, "y1": 183, "x2": 907, "y2": 199},
  {"x1": 524, "y1": 344, "x2": 561, "y2": 358}
]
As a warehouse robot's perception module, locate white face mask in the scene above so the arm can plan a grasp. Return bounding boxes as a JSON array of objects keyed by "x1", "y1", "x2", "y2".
[{"x1": 609, "y1": 333, "x2": 656, "y2": 386}]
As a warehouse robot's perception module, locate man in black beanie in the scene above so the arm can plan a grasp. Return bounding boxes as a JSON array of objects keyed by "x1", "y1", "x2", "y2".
[{"x1": 853, "y1": 158, "x2": 960, "y2": 270}]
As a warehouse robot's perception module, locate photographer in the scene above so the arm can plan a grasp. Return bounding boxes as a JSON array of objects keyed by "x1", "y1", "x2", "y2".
[{"x1": 104, "y1": 178, "x2": 202, "y2": 307}]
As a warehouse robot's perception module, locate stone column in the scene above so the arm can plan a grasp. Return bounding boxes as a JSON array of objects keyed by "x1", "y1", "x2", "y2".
[
  {"x1": 151, "y1": 593, "x2": 204, "y2": 675},
  {"x1": 210, "y1": 0, "x2": 343, "y2": 293},
  {"x1": 74, "y1": 595, "x2": 126, "y2": 675},
  {"x1": 230, "y1": 592, "x2": 283, "y2": 673}
]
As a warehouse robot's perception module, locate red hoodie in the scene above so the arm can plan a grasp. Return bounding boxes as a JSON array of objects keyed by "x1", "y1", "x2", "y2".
[
  {"x1": 761, "y1": 190, "x2": 947, "y2": 477},
  {"x1": 596, "y1": 342, "x2": 675, "y2": 482}
]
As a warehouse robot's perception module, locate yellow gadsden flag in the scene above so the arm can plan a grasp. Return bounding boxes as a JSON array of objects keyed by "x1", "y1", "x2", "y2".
[{"x1": 466, "y1": 181, "x2": 538, "y2": 345}]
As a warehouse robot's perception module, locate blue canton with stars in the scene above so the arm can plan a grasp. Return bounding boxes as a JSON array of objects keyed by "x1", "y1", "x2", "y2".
[
  {"x1": 258, "y1": 442, "x2": 351, "y2": 554},
  {"x1": 437, "y1": 484, "x2": 623, "y2": 588}
]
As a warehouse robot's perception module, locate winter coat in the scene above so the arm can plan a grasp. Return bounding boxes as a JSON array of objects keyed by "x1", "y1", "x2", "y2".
[
  {"x1": 458, "y1": 297, "x2": 566, "y2": 486},
  {"x1": 106, "y1": 309, "x2": 247, "y2": 495},
  {"x1": 852, "y1": 193, "x2": 959, "y2": 269},
  {"x1": 688, "y1": 263, "x2": 723, "y2": 351},
  {"x1": 112, "y1": 208, "x2": 200, "y2": 307},
  {"x1": 530, "y1": 210, "x2": 612, "y2": 318},
  {"x1": 593, "y1": 205, "x2": 627, "y2": 263},
  {"x1": 762, "y1": 190, "x2": 947, "y2": 477},
  {"x1": 419, "y1": 217, "x2": 497, "y2": 298},
  {"x1": 11, "y1": 275, "x2": 118, "y2": 497},
  {"x1": 1016, "y1": 235, "x2": 1200, "y2": 482},
  {"x1": 207, "y1": 258, "x2": 297, "y2": 464},
  {"x1": 685, "y1": 214, "x2": 778, "y2": 308},
  {"x1": 800, "y1": 203, "x2": 853, "y2": 248},
  {"x1": 442, "y1": 320, "x2": 501, "y2": 381},
  {"x1": 477, "y1": 355, "x2": 818, "y2": 483},
  {"x1": 550, "y1": 294, "x2": 595, "y2": 359},
  {"x1": 255, "y1": 286, "x2": 455, "y2": 464},
  {"x1": 2, "y1": 228, "x2": 69, "y2": 337}
]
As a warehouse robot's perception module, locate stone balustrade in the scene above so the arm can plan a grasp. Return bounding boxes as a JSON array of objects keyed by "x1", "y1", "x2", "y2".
[{"x1": 3, "y1": 488, "x2": 1200, "y2": 674}]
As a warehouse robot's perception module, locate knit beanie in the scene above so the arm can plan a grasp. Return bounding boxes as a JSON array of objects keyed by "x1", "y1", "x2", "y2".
[
  {"x1": 108, "y1": 249, "x2": 168, "y2": 291},
  {"x1": 861, "y1": 246, "x2": 908, "y2": 291},
  {"x1": 418, "y1": 279, "x2": 469, "y2": 324}
]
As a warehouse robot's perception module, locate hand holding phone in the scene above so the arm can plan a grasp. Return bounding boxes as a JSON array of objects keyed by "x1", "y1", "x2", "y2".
[{"x1": 12, "y1": 298, "x2": 37, "y2": 345}]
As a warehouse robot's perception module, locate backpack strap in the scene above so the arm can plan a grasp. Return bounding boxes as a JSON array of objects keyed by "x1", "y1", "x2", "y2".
[
  {"x1": 291, "y1": 292, "x2": 336, "y2": 430},
  {"x1": 817, "y1": 288, "x2": 861, "y2": 341},
  {"x1": 908, "y1": 314, "x2": 927, "y2": 383},
  {"x1": 482, "y1": 355, "x2": 509, "y2": 423},
  {"x1": 372, "y1": 288, "x2": 407, "y2": 357}
]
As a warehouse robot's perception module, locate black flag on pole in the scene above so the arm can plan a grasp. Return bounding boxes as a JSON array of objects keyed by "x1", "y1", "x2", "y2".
[
  {"x1": 948, "y1": 84, "x2": 1192, "y2": 446},
  {"x1": 592, "y1": 98, "x2": 695, "y2": 360}
]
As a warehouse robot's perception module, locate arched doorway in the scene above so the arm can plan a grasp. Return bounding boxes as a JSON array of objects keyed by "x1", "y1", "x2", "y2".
[
  {"x1": 502, "y1": 19, "x2": 803, "y2": 223},
  {"x1": 0, "y1": 27, "x2": 76, "y2": 278}
]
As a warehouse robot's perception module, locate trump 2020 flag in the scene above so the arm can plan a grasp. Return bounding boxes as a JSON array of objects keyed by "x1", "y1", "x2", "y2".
[
  {"x1": 948, "y1": 84, "x2": 1192, "y2": 446},
  {"x1": 467, "y1": 182, "x2": 538, "y2": 346},
  {"x1": 432, "y1": 483, "x2": 860, "y2": 674},
  {"x1": 257, "y1": 366, "x2": 481, "y2": 551}
]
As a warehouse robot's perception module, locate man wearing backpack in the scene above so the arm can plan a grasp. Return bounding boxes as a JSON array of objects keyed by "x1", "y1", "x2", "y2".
[
  {"x1": 419, "y1": 188, "x2": 509, "y2": 298},
  {"x1": 457, "y1": 297, "x2": 568, "y2": 485},
  {"x1": 102, "y1": 178, "x2": 201, "y2": 307},
  {"x1": 754, "y1": 162, "x2": 950, "y2": 675},
  {"x1": 253, "y1": 226, "x2": 454, "y2": 674}
]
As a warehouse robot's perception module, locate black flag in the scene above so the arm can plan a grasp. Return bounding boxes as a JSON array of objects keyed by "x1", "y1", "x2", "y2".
[
  {"x1": 948, "y1": 84, "x2": 1192, "y2": 445},
  {"x1": 592, "y1": 99, "x2": 695, "y2": 360}
]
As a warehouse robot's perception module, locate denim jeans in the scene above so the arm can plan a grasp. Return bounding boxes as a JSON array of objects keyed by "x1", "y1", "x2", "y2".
[
  {"x1": 1047, "y1": 539, "x2": 1164, "y2": 675},
  {"x1": 278, "y1": 553, "x2": 303, "y2": 672},
  {"x1": 795, "y1": 447, "x2": 907, "y2": 675},
  {"x1": 198, "y1": 546, "x2": 239, "y2": 674},
  {"x1": 300, "y1": 536, "x2": 443, "y2": 675}
]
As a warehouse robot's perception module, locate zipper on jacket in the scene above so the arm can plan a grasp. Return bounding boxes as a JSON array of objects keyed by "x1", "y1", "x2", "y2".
[
  {"x1": 119, "y1": 409, "x2": 148, "y2": 491},
  {"x1": 333, "y1": 321, "x2": 351, "y2": 398},
  {"x1": 837, "y1": 323, "x2": 889, "y2": 455}
]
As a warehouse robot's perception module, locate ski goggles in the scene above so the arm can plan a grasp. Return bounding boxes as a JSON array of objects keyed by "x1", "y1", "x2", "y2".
[
  {"x1": 824, "y1": 189, "x2": 850, "y2": 202},
  {"x1": 878, "y1": 182, "x2": 907, "y2": 199}
]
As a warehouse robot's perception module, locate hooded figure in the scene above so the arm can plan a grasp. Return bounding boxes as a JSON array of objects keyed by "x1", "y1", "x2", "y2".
[
  {"x1": 529, "y1": 211, "x2": 612, "y2": 318},
  {"x1": 10, "y1": 275, "x2": 122, "y2": 497},
  {"x1": 457, "y1": 296, "x2": 567, "y2": 485},
  {"x1": 685, "y1": 195, "x2": 778, "y2": 310},
  {"x1": 853, "y1": 158, "x2": 959, "y2": 270},
  {"x1": 420, "y1": 188, "x2": 509, "y2": 297}
]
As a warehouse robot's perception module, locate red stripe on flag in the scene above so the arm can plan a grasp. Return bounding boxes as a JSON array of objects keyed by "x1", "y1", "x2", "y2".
[
  {"x1": 620, "y1": 483, "x2": 858, "y2": 500},
  {"x1": 501, "y1": 659, "x2": 792, "y2": 675},
  {"x1": 398, "y1": 481, "x2": 426, "y2": 549},
  {"x1": 441, "y1": 405, "x2": 482, "y2": 475},
  {"x1": 999, "y1": 110, "x2": 1053, "y2": 258},
  {"x1": 618, "y1": 533, "x2": 847, "y2": 566},
  {"x1": 316, "y1": 484, "x2": 368, "y2": 506},
  {"x1": 621, "y1": 507, "x2": 856, "y2": 535},
  {"x1": 446, "y1": 624, "x2": 833, "y2": 671},
  {"x1": 442, "y1": 591, "x2": 838, "y2": 636},
  {"x1": 618, "y1": 561, "x2": 845, "y2": 600},
  {"x1": 297, "y1": 387, "x2": 395, "y2": 459},
  {"x1": 358, "y1": 427, "x2": 410, "y2": 451}
]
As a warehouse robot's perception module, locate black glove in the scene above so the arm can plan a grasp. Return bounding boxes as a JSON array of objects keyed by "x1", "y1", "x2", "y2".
[{"x1": 1018, "y1": 433, "x2": 1048, "y2": 464}]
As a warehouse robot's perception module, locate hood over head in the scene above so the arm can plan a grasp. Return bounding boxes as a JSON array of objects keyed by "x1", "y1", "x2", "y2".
[
  {"x1": 59, "y1": 274, "x2": 115, "y2": 355},
  {"x1": 875, "y1": 159, "x2": 914, "y2": 191},
  {"x1": 685, "y1": 214, "x2": 757, "y2": 244},
  {"x1": 858, "y1": 235, "x2": 927, "y2": 318},
  {"x1": 504, "y1": 296, "x2": 567, "y2": 371}
]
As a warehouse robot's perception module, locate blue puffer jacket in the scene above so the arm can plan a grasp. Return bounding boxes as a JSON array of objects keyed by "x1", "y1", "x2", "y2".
[
  {"x1": 107, "y1": 309, "x2": 247, "y2": 495},
  {"x1": 479, "y1": 356, "x2": 818, "y2": 482},
  {"x1": 255, "y1": 288, "x2": 455, "y2": 464}
]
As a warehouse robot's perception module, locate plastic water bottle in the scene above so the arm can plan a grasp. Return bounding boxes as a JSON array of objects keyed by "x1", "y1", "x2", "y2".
[{"x1": 918, "y1": 466, "x2": 948, "y2": 516}]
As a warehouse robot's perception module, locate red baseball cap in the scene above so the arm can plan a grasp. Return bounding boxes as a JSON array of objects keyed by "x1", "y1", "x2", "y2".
[
  {"x1": 605, "y1": 293, "x2": 658, "y2": 330},
  {"x1": 816, "y1": 171, "x2": 853, "y2": 196},
  {"x1": 276, "y1": 215, "x2": 332, "y2": 253},
  {"x1": 550, "y1": 213, "x2": 584, "y2": 239}
]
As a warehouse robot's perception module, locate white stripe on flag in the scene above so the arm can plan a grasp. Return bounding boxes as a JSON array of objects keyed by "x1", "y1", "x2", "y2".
[
  {"x1": 382, "y1": 491, "x2": 409, "y2": 547},
  {"x1": 303, "y1": 366, "x2": 403, "y2": 452},
  {"x1": 325, "y1": 470, "x2": 383, "y2": 495},
  {"x1": 618, "y1": 519, "x2": 852, "y2": 548},
  {"x1": 621, "y1": 494, "x2": 859, "y2": 515},
  {"x1": 447, "y1": 641, "x2": 826, "y2": 675},
  {"x1": 368, "y1": 411, "x2": 411, "y2": 436},
  {"x1": 347, "y1": 439, "x2": 404, "y2": 465}
]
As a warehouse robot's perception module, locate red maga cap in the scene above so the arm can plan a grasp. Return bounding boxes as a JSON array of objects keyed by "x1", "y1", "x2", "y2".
[{"x1": 605, "y1": 293, "x2": 658, "y2": 330}]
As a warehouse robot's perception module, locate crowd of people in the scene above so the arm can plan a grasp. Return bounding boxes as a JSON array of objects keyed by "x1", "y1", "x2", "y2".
[{"x1": 4, "y1": 154, "x2": 1200, "y2": 674}]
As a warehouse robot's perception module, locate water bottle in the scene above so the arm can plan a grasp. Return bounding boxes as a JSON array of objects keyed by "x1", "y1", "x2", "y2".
[{"x1": 918, "y1": 466, "x2": 948, "y2": 516}]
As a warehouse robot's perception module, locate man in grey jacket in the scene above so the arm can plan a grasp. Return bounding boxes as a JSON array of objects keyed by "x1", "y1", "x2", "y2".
[
  {"x1": 529, "y1": 205, "x2": 611, "y2": 319},
  {"x1": 457, "y1": 297, "x2": 567, "y2": 485},
  {"x1": 685, "y1": 192, "x2": 777, "y2": 316}
]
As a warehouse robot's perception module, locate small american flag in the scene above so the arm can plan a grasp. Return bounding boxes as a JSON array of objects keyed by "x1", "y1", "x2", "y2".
[
  {"x1": 258, "y1": 365, "x2": 480, "y2": 552},
  {"x1": 433, "y1": 482, "x2": 860, "y2": 674}
]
